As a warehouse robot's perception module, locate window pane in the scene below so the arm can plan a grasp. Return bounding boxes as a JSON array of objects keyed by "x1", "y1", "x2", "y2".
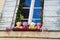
[
  {"x1": 32, "y1": 9, "x2": 42, "y2": 23},
  {"x1": 32, "y1": 20, "x2": 41, "y2": 23},
  {"x1": 15, "y1": 0, "x2": 30, "y2": 22},
  {"x1": 33, "y1": 9, "x2": 41, "y2": 18},
  {"x1": 21, "y1": 9, "x2": 30, "y2": 22},
  {"x1": 15, "y1": 8, "x2": 30, "y2": 22},
  {"x1": 22, "y1": 9, "x2": 29, "y2": 18},
  {"x1": 20, "y1": 0, "x2": 31, "y2": 7},
  {"x1": 34, "y1": 0, "x2": 41, "y2": 7}
]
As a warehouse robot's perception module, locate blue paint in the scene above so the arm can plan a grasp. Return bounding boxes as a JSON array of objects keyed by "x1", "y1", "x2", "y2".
[
  {"x1": 24, "y1": 0, "x2": 41, "y2": 7},
  {"x1": 33, "y1": 9, "x2": 41, "y2": 18},
  {"x1": 34, "y1": 0, "x2": 41, "y2": 7},
  {"x1": 32, "y1": 20, "x2": 41, "y2": 23},
  {"x1": 32, "y1": 9, "x2": 41, "y2": 23},
  {"x1": 32, "y1": 0, "x2": 42, "y2": 23},
  {"x1": 24, "y1": 0, "x2": 31, "y2": 7}
]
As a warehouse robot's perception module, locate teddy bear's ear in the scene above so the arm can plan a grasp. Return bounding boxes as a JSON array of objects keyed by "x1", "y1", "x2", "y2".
[
  {"x1": 16, "y1": 22, "x2": 19, "y2": 25},
  {"x1": 16, "y1": 22, "x2": 22, "y2": 25}
]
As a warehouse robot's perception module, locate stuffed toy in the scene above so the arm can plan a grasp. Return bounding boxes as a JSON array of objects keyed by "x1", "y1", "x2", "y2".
[
  {"x1": 36, "y1": 23, "x2": 42, "y2": 29},
  {"x1": 29, "y1": 22, "x2": 37, "y2": 29},
  {"x1": 16, "y1": 22, "x2": 23, "y2": 28},
  {"x1": 23, "y1": 22, "x2": 28, "y2": 28}
]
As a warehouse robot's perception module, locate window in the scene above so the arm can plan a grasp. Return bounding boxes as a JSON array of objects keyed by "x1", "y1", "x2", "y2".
[
  {"x1": 15, "y1": 0, "x2": 44, "y2": 22},
  {"x1": 13, "y1": 0, "x2": 44, "y2": 31}
]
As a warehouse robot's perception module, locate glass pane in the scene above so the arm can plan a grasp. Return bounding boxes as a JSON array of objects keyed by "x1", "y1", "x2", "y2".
[
  {"x1": 20, "y1": 0, "x2": 31, "y2": 7},
  {"x1": 33, "y1": 9, "x2": 41, "y2": 18},
  {"x1": 34, "y1": 0, "x2": 41, "y2": 7},
  {"x1": 15, "y1": 0, "x2": 30, "y2": 22},
  {"x1": 15, "y1": 8, "x2": 30, "y2": 22},
  {"x1": 21, "y1": 9, "x2": 30, "y2": 22},
  {"x1": 22, "y1": 9, "x2": 29, "y2": 18},
  {"x1": 32, "y1": 9, "x2": 41, "y2": 23}
]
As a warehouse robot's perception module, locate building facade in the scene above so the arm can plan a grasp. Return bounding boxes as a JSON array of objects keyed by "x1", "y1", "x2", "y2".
[{"x1": 0, "y1": 0, "x2": 60, "y2": 31}]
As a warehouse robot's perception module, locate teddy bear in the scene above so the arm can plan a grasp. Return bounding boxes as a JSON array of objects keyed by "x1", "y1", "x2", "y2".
[
  {"x1": 29, "y1": 22, "x2": 37, "y2": 30},
  {"x1": 16, "y1": 22, "x2": 23, "y2": 28},
  {"x1": 36, "y1": 23, "x2": 42, "y2": 30}
]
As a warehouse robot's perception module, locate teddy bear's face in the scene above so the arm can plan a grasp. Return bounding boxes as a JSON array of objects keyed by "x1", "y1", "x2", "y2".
[
  {"x1": 16, "y1": 22, "x2": 21, "y2": 27},
  {"x1": 23, "y1": 22, "x2": 28, "y2": 26},
  {"x1": 37, "y1": 23, "x2": 41, "y2": 26}
]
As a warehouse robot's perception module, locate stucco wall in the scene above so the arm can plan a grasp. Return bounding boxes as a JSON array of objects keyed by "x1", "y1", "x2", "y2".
[
  {"x1": 0, "y1": 0, "x2": 4, "y2": 12},
  {"x1": 43, "y1": 0, "x2": 60, "y2": 30},
  {"x1": 0, "y1": 0, "x2": 5, "y2": 18},
  {"x1": 0, "y1": 32, "x2": 60, "y2": 40},
  {"x1": 0, "y1": 0, "x2": 17, "y2": 30}
]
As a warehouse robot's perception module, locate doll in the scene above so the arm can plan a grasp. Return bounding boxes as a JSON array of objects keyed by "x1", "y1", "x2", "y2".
[
  {"x1": 23, "y1": 22, "x2": 28, "y2": 28},
  {"x1": 16, "y1": 22, "x2": 22, "y2": 28},
  {"x1": 29, "y1": 22, "x2": 36, "y2": 29},
  {"x1": 36, "y1": 23, "x2": 42, "y2": 29}
]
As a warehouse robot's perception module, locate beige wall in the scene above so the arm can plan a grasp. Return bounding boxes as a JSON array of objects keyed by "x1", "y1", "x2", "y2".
[
  {"x1": 0, "y1": 38, "x2": 60, "y2": 40},
  {"x1": 0, "y1": 32, "x2": 60, "y2": 40},
  {"x1": 0, "y1": 0, "x2": 17, "y2": 30}
]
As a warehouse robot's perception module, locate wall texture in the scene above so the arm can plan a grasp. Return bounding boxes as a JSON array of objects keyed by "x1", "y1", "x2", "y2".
[
  {"x1": 0, "y1": 0, "x2": 17, "y2": 30},
  {"x1": 0, "y1": 32, "x2": 60, "y2": 40},
  {"x1": 0, "y1": 0, "x2": 4, "y2": 18},
  {"x1": 0, "y1": 0, "x2": 4, "y2": 13}
]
